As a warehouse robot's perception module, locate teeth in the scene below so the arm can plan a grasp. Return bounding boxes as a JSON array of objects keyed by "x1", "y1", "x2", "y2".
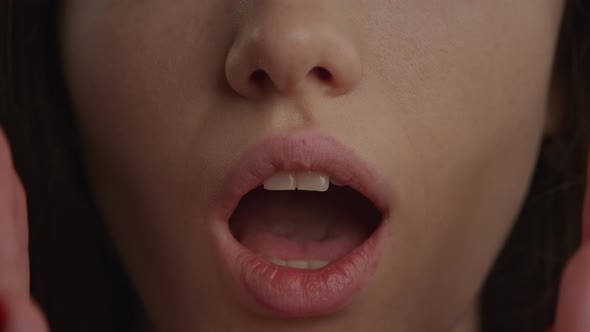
[
  {"x1": 296, "y1": 171, "x2": 329, "y2": 192},
  {"x1": 263, "y1": 171, "x2": 296, "y2": 190},
  {"x1": 308, "y1": 260, "x2": 330, "y2": 269},
  {"x1": 269, "y1": 258, "x2": 331, "y2": 270},
  {"x1": 263, "y1": 171, "x2": 330, "y2": 192},
  {"x1": 271, "y1": 258, "x2": 287, "y2": 267},
  {"x1": 287, "y1": 260, "x2": 310, "y2": 269}
]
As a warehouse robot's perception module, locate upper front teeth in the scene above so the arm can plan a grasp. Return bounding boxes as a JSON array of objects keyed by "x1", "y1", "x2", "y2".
[
  {"x1": 263, "y1": 171, "x2": 330, "y2": 192},
  {"x1": 297, "y1": 171, "x2": 329, "y2": 191},
  {"x1": 263, "y1": 171, "x2": 297, "y2": 190}
]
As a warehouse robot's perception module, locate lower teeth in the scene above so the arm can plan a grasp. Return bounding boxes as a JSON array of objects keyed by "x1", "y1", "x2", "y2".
[{"x1": 270, "y1": 258, "x2": 331, "y2": 270}]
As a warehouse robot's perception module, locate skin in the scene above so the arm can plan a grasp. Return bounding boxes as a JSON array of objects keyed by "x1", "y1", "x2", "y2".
[
  {"x1": 54, "y1": 0, "x2": 568, "y2": 331},
  {"x1": 0, "y1": 0, "x2": 574, "y2": 331}
]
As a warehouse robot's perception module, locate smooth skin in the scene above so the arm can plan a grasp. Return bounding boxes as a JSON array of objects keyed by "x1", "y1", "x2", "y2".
[{"x1": 1, "y1": 1, "x2": 590, "y2": 331}]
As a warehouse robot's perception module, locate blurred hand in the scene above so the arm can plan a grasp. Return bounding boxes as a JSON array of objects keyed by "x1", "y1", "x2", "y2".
[
  {"x1": 553, "y1": 151, "x2": 590, "y2": 332},
  {"x1": 0, "y1": 128, "x2": 48, "y2": 332}
]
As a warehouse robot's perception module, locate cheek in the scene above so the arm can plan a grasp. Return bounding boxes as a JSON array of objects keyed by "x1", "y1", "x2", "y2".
[
  {"x1": 60, "y1": 3, "x2": 243, "y2": 304},
  {"x1": 61, "y1": 1, "x2": 237, "y2": 215},
  {"x1": 352, "y1": 1, "x2": 562, "y2": 329},
  {"x1": 354, "y1": 0, "x2": 561, "y2": 223}
]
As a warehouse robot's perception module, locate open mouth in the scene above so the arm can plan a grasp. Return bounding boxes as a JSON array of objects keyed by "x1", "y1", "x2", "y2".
[
  {"x1": 229, "y1": 171, "x2": 382, "y2": 270},
  {"x1": 211, "y1": 133, "x2": 390, "y2": 317}
]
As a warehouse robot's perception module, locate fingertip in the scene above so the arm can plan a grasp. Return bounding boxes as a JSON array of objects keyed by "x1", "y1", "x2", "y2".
[{"x1": 0, "y1": 127, "x2": 14, "y2": 170}]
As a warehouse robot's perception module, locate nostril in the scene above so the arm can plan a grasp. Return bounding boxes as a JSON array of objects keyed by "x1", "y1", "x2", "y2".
[
  {"x1": 250, "y1": 69, "x2": 268, "y2": 86},
  {"x1": 311, "y1": 67, "x2": 333, "y2": 82},
  {"x1": 247, "y1": 67, "x2": 334, "y2": 94}
]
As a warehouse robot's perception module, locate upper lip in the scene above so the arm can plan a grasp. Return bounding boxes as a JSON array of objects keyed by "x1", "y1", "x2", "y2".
[{"x1": 213, "y1": 131, "x2": 391, "y2": 223}]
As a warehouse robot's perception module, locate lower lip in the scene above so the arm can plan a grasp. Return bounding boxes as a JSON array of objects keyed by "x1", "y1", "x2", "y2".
[{"x1": 213, "y1": 219, "x2": 386, "y2": 317}]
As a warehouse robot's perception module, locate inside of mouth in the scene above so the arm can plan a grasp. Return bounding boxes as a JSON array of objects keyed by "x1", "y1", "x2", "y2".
[{"x1": 229, "y1": 185, "x2": 382, "y2": 269}]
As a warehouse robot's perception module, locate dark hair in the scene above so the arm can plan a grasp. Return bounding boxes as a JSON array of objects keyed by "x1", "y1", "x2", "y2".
[
  {"x1": 1, "y1": 2, "x2": 141, "y2": 331},
  {"x1": 1, "y1": 1, "x2": 588, "y2": 332},
  {"x1": 480, "y1": 1, "x2": 590, "y2": 331}
]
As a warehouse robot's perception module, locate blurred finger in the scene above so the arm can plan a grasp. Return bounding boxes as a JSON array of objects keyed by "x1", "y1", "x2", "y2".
[
  {"x1": 0, "y1": 129, "x2": 28, "y2": 294},
  {"x1": 10, "y1": 167, "x2": 29, "y2": 291},
  {"x1": 0, "y1": 129, "x2": 48, "y2": 331},
  {"x1": 582, "y1": 151, "x2": 590, "y2": 243},
  {"x1": 1, "y1": 294, "x2": 49, "y2": 332},
  {"x1": 554, "y1": 245, "x2": 590, "y2": 332}
]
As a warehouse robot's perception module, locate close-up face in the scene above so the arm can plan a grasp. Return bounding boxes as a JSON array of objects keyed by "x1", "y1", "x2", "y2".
[{"x1": 60, "y1": 1, "x2": 565, "y2": 331}]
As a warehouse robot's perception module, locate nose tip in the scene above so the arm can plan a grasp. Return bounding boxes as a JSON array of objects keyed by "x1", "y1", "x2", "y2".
[{"x1": 225, "y1": 11, "x2": 362, "y2": 99}]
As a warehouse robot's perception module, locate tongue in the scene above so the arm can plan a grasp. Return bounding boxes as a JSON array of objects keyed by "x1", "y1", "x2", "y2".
[{"x1": 229, "y1": 186, "x2": 380, "y2": 261}]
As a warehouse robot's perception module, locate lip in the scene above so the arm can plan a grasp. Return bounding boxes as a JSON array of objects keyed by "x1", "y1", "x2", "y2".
[{"x1": 211, "y1": 132, "x2": 391, "y2": 317}]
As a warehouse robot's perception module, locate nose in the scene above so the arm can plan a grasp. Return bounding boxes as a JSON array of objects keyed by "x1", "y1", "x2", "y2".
[{"x1": 225, "y1": 2, "x2": 362, "y2": 99}]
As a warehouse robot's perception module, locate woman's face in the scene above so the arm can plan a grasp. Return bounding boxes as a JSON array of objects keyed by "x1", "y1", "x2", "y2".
[{"x1": 61, "y1": 1, "x2": 564, "y2": 331}]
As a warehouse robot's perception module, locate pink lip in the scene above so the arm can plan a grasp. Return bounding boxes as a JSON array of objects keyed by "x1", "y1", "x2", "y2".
[{"x1": 211, "y1": 132, "x2": 391, "y2": 317}]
